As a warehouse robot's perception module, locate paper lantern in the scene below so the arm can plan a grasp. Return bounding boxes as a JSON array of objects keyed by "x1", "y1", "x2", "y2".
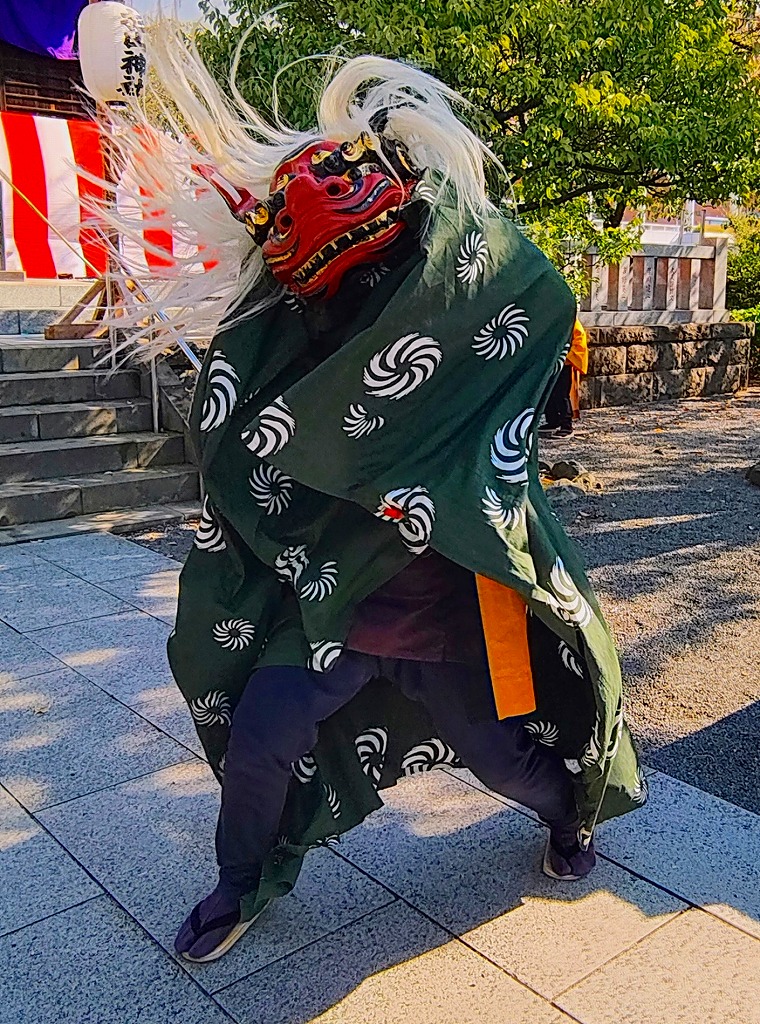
[{"x1": 78, "y1": 2, "x2": 147, "y2": 104}]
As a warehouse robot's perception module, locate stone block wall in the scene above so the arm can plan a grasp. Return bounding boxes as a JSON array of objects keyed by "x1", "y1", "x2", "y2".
[{"x1": 580, "y1": 322, "x2": 753, "y2": 408}]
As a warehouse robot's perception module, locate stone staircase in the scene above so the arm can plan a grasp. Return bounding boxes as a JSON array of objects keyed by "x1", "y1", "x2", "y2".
[{"x1": 0, "y1": 333, "x2": 200, "y2": 542}]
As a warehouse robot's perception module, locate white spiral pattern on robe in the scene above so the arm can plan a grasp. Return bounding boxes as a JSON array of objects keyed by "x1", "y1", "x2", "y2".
[
  {"x1": 249, "y1": 463, "x2": 294, "y2": 515},
  {"x1": 628, "y1": 768, "x2": 648, "y2": 805},
  {"x1": 414, "y1": 180, "x2": 438, "y2": 204},
  {"x1": 300, "y1": 561, "x2": 339, "y2": 602},
  {"x1": 309, "y1": 640, "x2": 343, "y2": 673},
  {"x1": 581, "y1": 707, "x2": 621, "y2": 768},
  {"x1": 556, "y1": 339, "x2": 571, "y2": 373},
  {"x1": 275, "y1": 545, "x2": 309, "y2": 587},
  {"x1": 342, "y1": 403, "x2": 385, "y2": 439},
  {"x1": 189, "y1": 690, "x2": 232, "y2": 727},
  {"x1": 376, "y1": 486, "x2": 436, "y2": 555},
  {"x1": 401, "y1": 738, "x2": 459, "y2": 776},
  {"x1": 525, "y1": 721, "x2": 559, "y2": 746},
  {"x1": 358, "y1": 265, "x2": 389, "y2": 288},
  {"x1": 194, "y1": 497, "x2": 226, "y2": 552},
  {"x1": 323, "y1": 783, "x2": 342, "y2": 819},
  {"x1": 284, "y1": 294, "x2": 305, "y2": 313},
  {"x1": 363, "y1": 333, "x2": 442, "y2": 400},
  {"x1": 473, "y1": 305, "x2": 530, "y2": 361},
  {"x1": 559, "y1": 640, "x2": 584, "y2": 678},
  {"x1": 355, "y1": 727, "x2": 388, "y2": 784},
  {"x1": 490, "y1": 408, "x2": 535, "y2": 484},
  {"x1": 212, "y1": 619, "x2": 256, "y2": 651},
  {"x1": 482, "y1": 486, "x2": 526, "y2": 537},
  {"x1": 581, "y1": 718, "x2": 602, "y2": 768},
  {"x1": 241, "y1": 397, "x2": 295, "y2": 457},
  {"x1": 549, "y1": 557, "x2": 592, "y2": 627},
  {"x1": 456, "y1": 231, "x2": 489, "y2": 284},
  {"x1": 292, "y1": 752, "x2": 317, "y2": 783},
  {"x1": 200, "y1": 352, "x2": 239, "y2": 432}
]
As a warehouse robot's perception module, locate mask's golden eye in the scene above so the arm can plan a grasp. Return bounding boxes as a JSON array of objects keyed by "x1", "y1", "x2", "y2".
[
  {"x1": 273, "y1": 172, "x2": 293, "y2": 191},
  {"x1": 342, "y1": 132, "x2": 375, "y2": 162},
  {"x1": 253, "y1": 203, "x2": 271, "y2": 226},
  {"x1": 310, "y1": 150, "x2": 333, "y2": 166}
]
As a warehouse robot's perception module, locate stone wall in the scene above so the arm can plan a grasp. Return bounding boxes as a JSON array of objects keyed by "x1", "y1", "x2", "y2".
[{"x1": 580, "y1": 322, "x2": 753, "y2": 408}]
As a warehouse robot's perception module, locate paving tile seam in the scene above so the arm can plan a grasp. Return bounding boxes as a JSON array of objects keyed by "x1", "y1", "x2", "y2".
[
  {"x1": 1, "y1": 792, "x2": 239, "y2": 1024},
  {"x1": 0, "y1": 781, "x2": 112, "y2": 902},
  {"x1": 326, "y1": 849, "x2": 573, "y2": 1013},
  {"x1": 1, "y1": 622, "x2": 206, "y2": 770},
  {"x1": 82, "y1": 891, "x2": 242, "y2": 1024},
  {"x1": 30, "y1": 756, "x2": 201, "y2": 815},
  {"x1": 84, "y1": 577, "x2": 182, "y2": 628},
  {"x1": 204, "y1": 895, "x2": 402, "y2": 998},
  {"x1": 444, "y1": 768, "x2": 760, "y2": 921},
  {"x1": 549, "y1": 908, "x2": 693, "y2": 1004},
  {"x1": 3, "y1": 641, "x2": 208, "y2": 763},
  {"x1": 17, "y1": 609, "x2": 136, "y2": 635},
  {"x1": 0, "y1": 893, "x2": 104, "y2": 942}
]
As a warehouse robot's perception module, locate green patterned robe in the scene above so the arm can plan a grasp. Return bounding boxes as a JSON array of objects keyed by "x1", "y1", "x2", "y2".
[{"x1": 168, "y1": 186, "x2": 646, "y2": 915}]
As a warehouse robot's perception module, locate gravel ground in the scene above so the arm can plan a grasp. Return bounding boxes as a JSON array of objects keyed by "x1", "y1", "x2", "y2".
[
  {"x1": 543, "y1": 388, "x2": 760, "y2": 812},
  {"x1": 130, "y1": 389, "x2": 760, "y2": 812}
]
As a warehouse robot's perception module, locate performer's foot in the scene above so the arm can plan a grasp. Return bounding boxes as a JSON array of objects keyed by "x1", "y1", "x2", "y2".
[
  {"x1": 553, "y1": 426, "x2": 573, "y2": 437},
  {"x1": 174, "y1": 884, "x2": 270, "y2": 963},
  {"x1": 538, "y1": 424, "x2": 560, "y2": 438},
  {"x1": 542, "y1": 833, "x2": 596, "y2": 880}
]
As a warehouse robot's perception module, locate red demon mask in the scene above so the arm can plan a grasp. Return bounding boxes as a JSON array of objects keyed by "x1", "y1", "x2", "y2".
[{"x1": 200, "y1": 131, "x2": 419, "y2": 298}]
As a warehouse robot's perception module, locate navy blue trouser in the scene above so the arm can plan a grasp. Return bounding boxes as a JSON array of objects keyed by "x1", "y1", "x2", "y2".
[
  {"x1": 544, "y1": 363, "x2": 573, "y2": 430},
  {"x1": 216, "y1": 653, "x2": 578, "y2": 896}
]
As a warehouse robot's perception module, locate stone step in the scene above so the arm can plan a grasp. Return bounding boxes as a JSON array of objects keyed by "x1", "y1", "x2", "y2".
[
  {"x1": 0, "y1": 337, "x2": 112, "y2": 374},
  {"x1": 0, "y1": 399, "x2": 152, "y2": 443},
  {"x1": 0, "y1": 501, "x2": 201, "y2": 545},
  {"x1": 0, "y1": 368, "x2": 140, "y2": 407},
  {"x1": 0, "y1": 465, "x2": 199, "y2": 526},
  {"x1": 0, "y1": 432, "x2": 186, "y2": 482}
]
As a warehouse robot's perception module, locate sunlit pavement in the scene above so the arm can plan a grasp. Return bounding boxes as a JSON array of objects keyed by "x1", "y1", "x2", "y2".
[{"x1": 1, "y1": 532, "x2": 759, "y2": 1024}]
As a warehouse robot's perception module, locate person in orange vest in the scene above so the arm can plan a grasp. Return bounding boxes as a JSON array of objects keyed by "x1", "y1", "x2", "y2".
[{"x1": 539, "y1": 319, "x2": 588, "y2": 438}]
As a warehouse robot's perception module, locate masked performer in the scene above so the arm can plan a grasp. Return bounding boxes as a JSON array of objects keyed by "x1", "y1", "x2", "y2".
[{"x1": 95, "y1": 29, "x2": 647, "y2": 964}]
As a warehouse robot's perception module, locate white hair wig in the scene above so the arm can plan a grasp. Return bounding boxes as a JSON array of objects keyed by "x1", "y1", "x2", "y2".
[{"x1": 91, "y1": 19, "x2": 499, "y2": 358}]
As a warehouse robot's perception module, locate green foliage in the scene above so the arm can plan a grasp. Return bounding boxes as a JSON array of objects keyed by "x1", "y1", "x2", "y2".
[
  {"x1": 727, "y1": 211, "x2": 760, "y2": 309},
  {"x1": 195, "y1": 0, "x2": 760, "y2": 291}
]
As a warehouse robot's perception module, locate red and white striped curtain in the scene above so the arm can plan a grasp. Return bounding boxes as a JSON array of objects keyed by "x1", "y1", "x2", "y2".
[
  {"x1": 0, "y1": 111, "x2": 183, "y2": 280},
  {"x1": 0, "y1": 111, "x2": 107, "y2": 278}
]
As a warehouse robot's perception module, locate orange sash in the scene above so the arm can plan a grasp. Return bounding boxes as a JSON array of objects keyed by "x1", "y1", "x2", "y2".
[{"x1": 475, "y1": 575, "x2": 536, "y2": 719}]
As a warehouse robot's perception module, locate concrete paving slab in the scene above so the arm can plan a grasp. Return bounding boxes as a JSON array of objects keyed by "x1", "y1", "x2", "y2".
[
  {"x1": 96, "y1": 567, "x2": 181, "y2": 625},
  {"x1": 556, "y1": 908, "x2": 760, "y2": 1024},
  {"x1": 38, "y1": 760, "x2": 396, "y2": 994},
  {"x1": 31, "y1": 532, "x2": 181, "y2": 584},
  {"x1": 0, "y1": 667, "x2": 194, "y2": 812},
  {"x1": 598, "y1": 771, "x2": 760, "y2": 939},
  {"x1": 337, "y1": 771, "x2": 684, "y2": 998},
  {"x1": 216, "y1": 900, "x2": 572, "y2": 1024},
  {"x1": 0, "y1": 545, "x2": 43, "y2": 573},
  {"x1": 27, "y1": 609, "x2": 175, "y2": 705},
  {"x1": 0, "y1": 896, "x2": 233, "y2": 1024},
  {"x1": 0, "y1": 786, "x2": 100, "y2": 937},
  {"x1": 0, "y1": 563, "x2": 131, "y2": 632},
  {"x1": 0, "y1": 621, "x2": 61, "y2": 684},
  {"x1": 461, "y1": 855, "x2": 684, "y2": 999},
  {"x1": 130, "y1": 687, "x2": 204, "y2": 756}
]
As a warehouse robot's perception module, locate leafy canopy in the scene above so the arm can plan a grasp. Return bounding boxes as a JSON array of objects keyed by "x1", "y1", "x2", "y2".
[
  {"x1": 196, "y1": 0, "x2": 760, "y2": 289},
  {"x1": 198, "y1": 0, "x2": 760, "y2": 214}
]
